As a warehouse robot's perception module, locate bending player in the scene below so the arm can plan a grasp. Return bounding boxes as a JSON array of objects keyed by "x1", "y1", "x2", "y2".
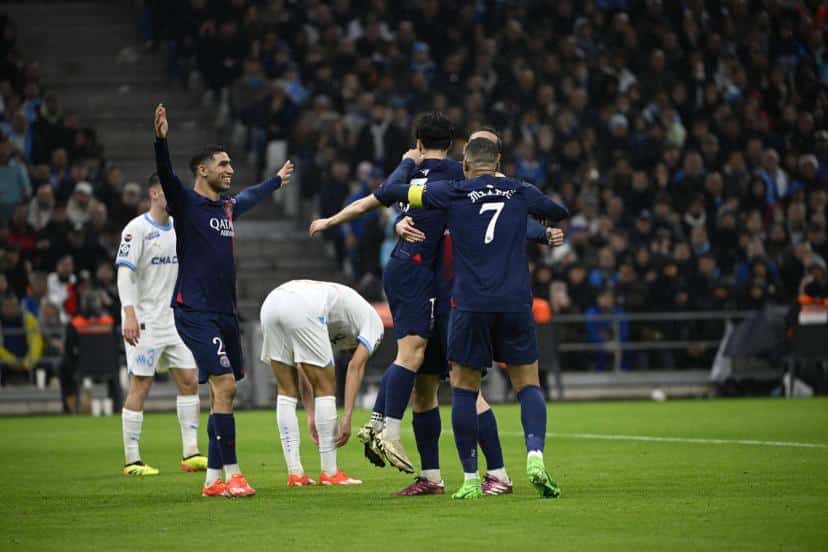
[
  {"x1": 381, "y1": 138, "x2": 568, "y2": 499},
  {"x1": 259, "y1": 279, "x2": 383, "y2": 486},
  {"x1": 153, "y1": 103, "x2": 293, "y2": 497},
  {"x1": 117, "y1": 174, "x2": 206, "y2": 476}
]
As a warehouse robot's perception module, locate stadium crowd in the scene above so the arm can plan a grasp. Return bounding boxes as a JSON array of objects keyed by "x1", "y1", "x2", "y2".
[
  {"x1": 3, "y1": 0, "x2": 828, "y2": 382},
  {"x1": 143, "y1": 0, "x2": 828, "y2": 369},
  {"x1": 0, "y1": 12, "x2": 128, "y2": 400}
]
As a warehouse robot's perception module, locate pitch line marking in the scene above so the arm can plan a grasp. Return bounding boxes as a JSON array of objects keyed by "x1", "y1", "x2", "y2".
[{"x1": 497, "y1": 432, "x2": 828, "y2": 449}]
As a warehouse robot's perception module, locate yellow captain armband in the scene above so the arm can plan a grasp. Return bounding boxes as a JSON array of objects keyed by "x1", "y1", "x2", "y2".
[{"x1": 408, "y1": 184, "x2": 425, "y2": 207}]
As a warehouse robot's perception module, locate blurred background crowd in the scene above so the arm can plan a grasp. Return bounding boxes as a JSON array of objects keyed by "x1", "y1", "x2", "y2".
[{"x1": 2, "y1": 0, "x2": 828, "y2": 386}]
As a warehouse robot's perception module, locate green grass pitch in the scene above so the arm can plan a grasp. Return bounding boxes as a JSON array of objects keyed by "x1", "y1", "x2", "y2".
[{"x1": 2, "y1": 398, "x2": 827, "y2": 551}]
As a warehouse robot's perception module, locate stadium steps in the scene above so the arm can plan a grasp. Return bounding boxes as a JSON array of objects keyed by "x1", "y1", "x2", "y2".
[
  {"x1": 5, "y1": 0, "x2": 261, "y2": 197},
  {"x1": 7, "y1": 1, "x2": 344, "y2": 317}
]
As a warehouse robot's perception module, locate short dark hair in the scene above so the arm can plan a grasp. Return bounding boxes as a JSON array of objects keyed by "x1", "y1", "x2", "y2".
[
  {"x1": 189, "y1": 145, "x2": 227, "y2": 176},
  {"x1": 464, "y1": 137, "x2": 500, "y2": 166},
  {"x1": 147, "y1": 172, "x2": 161, "y2": 188},
  {"x1": 415, "y1": 112, "x2": 453, "y2": 150}
]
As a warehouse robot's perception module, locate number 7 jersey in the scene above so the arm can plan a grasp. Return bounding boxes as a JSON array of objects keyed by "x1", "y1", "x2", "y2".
[{"x1": 409, "y1": 175, "x2": 569, "y2": 312}]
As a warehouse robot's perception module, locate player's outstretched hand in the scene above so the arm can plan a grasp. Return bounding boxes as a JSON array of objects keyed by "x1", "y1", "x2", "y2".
[
  {"x1": 335, "y1": 416, "x2": 352, "y2": 448},
  {"x1": 277, "y1": 160, "x2": 294, "y2": 186},
  {"x1": 402, "y1": 148, "x2": 423, "y2": 165},
  {"x1": 309, "y1": 218, "x2": 329, "y2": 237},
  {"x1": 395, "y1": 216, "x2": 425, "y2": 243},
  {"x1": 154, "y1": 103, "x2": 168, "y2": 139},
  {"x1": 123, "y1": 313, "x2": 141, "y2": 346},
  {"x1": 547, "y1": 227, "x2": 565, "y2": 247},
  {"x1": 307, "y1": 414, "x2": 319, "y2": 446}
]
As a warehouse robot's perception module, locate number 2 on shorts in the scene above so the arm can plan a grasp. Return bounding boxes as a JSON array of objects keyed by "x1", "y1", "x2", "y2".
[{"x1": 212, "y1": 337, "x2": 226, "y2": 356}]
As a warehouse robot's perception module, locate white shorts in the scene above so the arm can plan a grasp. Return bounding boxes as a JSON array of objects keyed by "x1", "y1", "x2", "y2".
[
  {"x1": 260, "y1": 290, "x2": 333, "y2": 368},
  {"x1": 126, "y1": 339, "x2": 197, "y2": 377}
]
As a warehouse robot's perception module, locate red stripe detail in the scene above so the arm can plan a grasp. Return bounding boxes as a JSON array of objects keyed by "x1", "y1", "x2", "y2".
[
  {"x1": 176, "y1": 291, "x2": 184, "y2": 304},
  {"x1": 412, "y1": 253, "x2": 422, "y2": 264}
]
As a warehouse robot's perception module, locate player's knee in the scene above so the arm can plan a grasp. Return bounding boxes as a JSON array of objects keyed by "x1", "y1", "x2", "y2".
[
  {"x1": 396, "y1": 339, "x2": 427, "y2": 371},
  {"x1": 177, "y1": 380, "x2": 198, "y2": 395},
  {"x1": 130, "y1": 376, "x2": 153, "y2": 396},
  {"x1": 449, "y1": 365, "x2": 480, "y2": 391},
  {"x1": 507, "y1": 364, "x2": 540, "y2": 393}
]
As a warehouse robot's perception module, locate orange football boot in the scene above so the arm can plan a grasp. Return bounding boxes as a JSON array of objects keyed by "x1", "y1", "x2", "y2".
[
  {"x1": 201, "y1": 479, "x2": 228, "y2": 497},
  {"x1": 319, "y1": 470, "x2": 363, "y2": 485},
  {"x1": 225, "y1": 473, "x2": 256, "y2": 497},
  {"x1": 287, "y1": 473, "x2": 316, "y2": 487}
]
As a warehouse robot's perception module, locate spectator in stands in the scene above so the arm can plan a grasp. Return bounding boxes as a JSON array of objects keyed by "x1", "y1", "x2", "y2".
[
  {"x1": 109, "y1": 181, "x2": 140, "y2": 229},
  {"x1": 0, "y1": 134, "x2": 31, "y2": 223},
  {"x1": 1, "y1": 244, "x2": 30, "y2": 299},
  {"x1": 95, "y1": 165, "x2": 125, "y2": 210},
  {"x1": 66, "y1": 181, "x2": 97, "y2": 227},
  {"x1": 585, "y1": 286, "x2": 630, "y2": 371},
  {"x1": 63, "y1": 290, "x2": 117, "y2": 413},
  {"x1": 26, "y1": 183, "x2": 54, "y2": 232},
  {"x1": 21, "y1": 271, "x2": 47, "y2": 318},
  {"x1": 37, "y1": 301, "x2": 65, "y2": 389},
  {"x1": 91, "y1": 260, "x2": 119, "y2": 322},
  {"x1": 47, "y1": 254, "x2": 77, "y2": 322},
  {"x1": 6, "y1": 204, "x2": 36, "y2": 258},
  {"x1": 319, "y1": 158, "x2": 351, "y2": 269},
  {"x1": 0, "y1": 292, "x2": 43, "y2": 386}
]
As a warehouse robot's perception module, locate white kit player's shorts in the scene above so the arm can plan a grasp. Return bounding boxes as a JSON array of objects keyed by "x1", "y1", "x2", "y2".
[
  {"x1": 260, "y1": 289, "x2": 334, "y2": 368},
  {"x1": 126, "y1": 339, "x2": 197, "y2": 377}
]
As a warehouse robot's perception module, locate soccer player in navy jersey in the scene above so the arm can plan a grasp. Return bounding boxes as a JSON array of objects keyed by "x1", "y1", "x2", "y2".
[
  {"x1": 153, "y1": 104, "x2": 294, "y2": 498},
  {"x1": 381, "y1": 137, "x2": 568, "y2": 499},
  {"x1": 310, "y1": 112, "x2": 461, "y2": 473}
]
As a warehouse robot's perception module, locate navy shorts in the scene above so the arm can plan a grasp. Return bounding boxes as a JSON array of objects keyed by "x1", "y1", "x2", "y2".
[
  {"x1": 420, "y1": 302, "x2": 449, "y2": 377},
  {"x1": 173, "y1": 306, "x2": 244, "y2": 384},
  {"x1": 383, "y1": 257, "x2": 435, "y2": 340},
  {"x1": 447, "y1": 309, "x2": 538, "y2": 370}
]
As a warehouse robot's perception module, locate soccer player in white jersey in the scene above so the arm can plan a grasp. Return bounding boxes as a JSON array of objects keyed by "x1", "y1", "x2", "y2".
[
  {"x1": 259, "y1": 279, "x2": 384, "y2": 486},
  {"x1": 117, "y1": 174, "x2": 206, "y2": 476}
]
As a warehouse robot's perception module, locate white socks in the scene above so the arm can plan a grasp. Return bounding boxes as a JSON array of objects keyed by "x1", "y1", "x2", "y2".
[
  {"x1": 176, "y1": 395, "x2": 200, "y2": 458},
  {"x1": 464, "y1": 472, "x2": 479, "y2": 481},
  {"x1": 205, "y1": 469, "x2": 222, "y2": 486},
  {"x1": 487, "y1": 467, "x2": 509, "y2": 482},
  {"x1": 421, "y1": 469, "x2": 442, "y2": 483},
  {"x1": 315, "y1": 396, "x2": 338, "y2": 475},
  {"x1": 276, "y1": 395, "x2": 304, "y2": 475},
  {"x1": 383, "y1": 417, "x2": 402, "y2": 440},
  {"x1": 528, "y1": 450, "x2": 544, "y2": 460},
  {"x1": 122, "y1": 408, "x2": 143, "y2": 464},
  {"x1": 224, "y1": 464, "x2": 240, "y2": 477}
]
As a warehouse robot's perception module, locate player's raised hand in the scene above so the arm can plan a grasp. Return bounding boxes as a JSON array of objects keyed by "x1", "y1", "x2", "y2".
[
  {"x1": 122, "y1": 310, "x2": 141, "y2": 346},
  {"x1": 547, "y1": 227, "x2": 565, "y2": 247},
  {"x1": 395, "y1": 216, "x2": 425, "y2": 243},
  {"x1": 402, "y1": 148, "x2": 423, "y2": 165},
  {"x1": 277, "y1": 160, "x2": 294, "y2": 186},
  {"x1": 309, "y1": 218, "x2": 329, "y2": 237},
  {"x1": 154, "y1": 103, "x2": 168, "y2": 139}
]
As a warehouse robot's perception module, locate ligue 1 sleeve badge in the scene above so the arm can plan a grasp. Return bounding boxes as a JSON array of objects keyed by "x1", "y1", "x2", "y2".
[{"x1": 219, "y1": 355, "x2": 231, "y2": 368}]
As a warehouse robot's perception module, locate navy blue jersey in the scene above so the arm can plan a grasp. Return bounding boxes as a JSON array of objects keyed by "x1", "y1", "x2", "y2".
[
  {"x1": 391, "y1": 167, "x2": 567, "y2": 312},
  {"x1": 373, "y1": 157, "x2": 463, "y2": 266},
  {"x1": 154, "y1": 138, "x2": 282, "y2": 314}
]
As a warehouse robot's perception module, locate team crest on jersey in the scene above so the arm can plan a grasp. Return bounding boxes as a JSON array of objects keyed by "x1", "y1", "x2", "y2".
[
  {"x1": 144, "y1": 230, "x2": 160, "y2": 241},
  {"x1": 118, "y1": 243, "x2": 131, "y2": 257},
  {"x1": 124, "y1": 234, "x2": 133, "y2": 242}
]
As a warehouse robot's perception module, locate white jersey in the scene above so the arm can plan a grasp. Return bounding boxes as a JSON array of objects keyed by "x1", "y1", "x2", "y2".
[
  {"x1": 271, "y1": 280, "x2": 384, "y2": 353},
  {"x1": 115, "y1": 213, "x2": 180, "y2": 345}
]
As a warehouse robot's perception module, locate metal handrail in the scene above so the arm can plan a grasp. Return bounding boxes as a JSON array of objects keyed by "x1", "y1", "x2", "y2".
[{"x1": 542, "y1": 310, "x2": 759, "y2": 373}]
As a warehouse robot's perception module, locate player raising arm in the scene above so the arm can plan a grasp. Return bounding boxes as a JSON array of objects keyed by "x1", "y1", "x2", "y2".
[
  {"x1": 381, "y1": 138, "x2": 568, "y2": 499},
  {"x1": 117, "y1": 174, "x2": 206, "y2": 476},
  {"x1": 153, "y1": 103, "x2": 293, "y2": 498},
  {"x1": 260, "y1": 280, "x2": 383, "y2": 486}
]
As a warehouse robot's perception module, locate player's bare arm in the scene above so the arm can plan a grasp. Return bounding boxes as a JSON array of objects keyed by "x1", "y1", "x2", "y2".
[
  {"x1": 337, "y1": 344, "x2": 370, "y2": 447},
  {"x1": 309, "y1": 194, "x2": 382, "y2": 237},
  {"x1": 297, "y1": 367, "x2": 318, "y2": 446},
  {"x1": 122, "y1": 305, "x2": 140, "y2": 346}
]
